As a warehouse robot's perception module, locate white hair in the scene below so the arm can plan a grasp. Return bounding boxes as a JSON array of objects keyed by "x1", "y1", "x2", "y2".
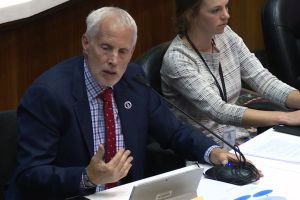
[{"x1": 85, "y1": 7, "x2": 137, "y2": 45}]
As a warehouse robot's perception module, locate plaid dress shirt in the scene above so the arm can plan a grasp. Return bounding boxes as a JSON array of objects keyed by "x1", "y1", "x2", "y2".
[{"x1": 84, "y1": 61, "x2": 124, "y2": 191}]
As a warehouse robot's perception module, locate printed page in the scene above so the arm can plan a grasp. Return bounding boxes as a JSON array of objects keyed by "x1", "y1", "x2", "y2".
[{"x1": 239, "y1": 128, "x2": 300, "y2": 164}]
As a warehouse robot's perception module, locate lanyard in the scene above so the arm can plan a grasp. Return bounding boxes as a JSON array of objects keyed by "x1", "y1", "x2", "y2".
[{"x1": 185, "y1": 34, "x2": 227, "y2": 102}]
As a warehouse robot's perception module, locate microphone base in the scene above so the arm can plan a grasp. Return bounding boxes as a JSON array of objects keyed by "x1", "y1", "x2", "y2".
[{"x1": 204, "y1": 162, "x2": 259, "y2": 186}]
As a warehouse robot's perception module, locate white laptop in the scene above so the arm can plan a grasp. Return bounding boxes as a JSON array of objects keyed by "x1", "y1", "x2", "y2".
[{"x1": 129, "y1": 164, "x2": 203, "y2": 200}]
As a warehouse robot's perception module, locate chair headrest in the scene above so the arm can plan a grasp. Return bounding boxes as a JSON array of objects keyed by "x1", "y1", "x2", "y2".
[
  {"x1": 264, "y1": 0, "x2": 300, "y2": 37},
  {"x1": 135, "y1": 42, "x2": 171, "y2": 94}
]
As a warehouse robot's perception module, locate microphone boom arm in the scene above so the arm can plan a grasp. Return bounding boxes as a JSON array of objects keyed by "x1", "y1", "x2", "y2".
[{"x1": 133, "y1": 76, "x2": 247, "y2": 164}]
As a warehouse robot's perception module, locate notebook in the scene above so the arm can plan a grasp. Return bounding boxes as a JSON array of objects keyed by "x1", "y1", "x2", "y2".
[{"x1": 129, "y1": 164, "x2": 203, "y2": 200}]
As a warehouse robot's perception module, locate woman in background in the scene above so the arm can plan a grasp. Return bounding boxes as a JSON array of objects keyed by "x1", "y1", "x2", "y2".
[{"x1": 161, "y1": 0, "x2": 300, "y2": 148}]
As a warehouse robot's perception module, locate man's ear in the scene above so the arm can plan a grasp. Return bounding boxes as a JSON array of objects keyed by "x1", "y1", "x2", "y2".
[
  {"x1": 82, "y1": 33, "x2": 89, "y2": 51},
  {"x1": 131, "y1": 45, "x2": 136, "y2": 55}
]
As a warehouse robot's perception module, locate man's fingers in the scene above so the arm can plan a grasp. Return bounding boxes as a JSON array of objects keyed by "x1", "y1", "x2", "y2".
[
  {"x1": 119, "y1": 156, "x2": 133, "y2": 176},
  {"x1": 93, "y1": 144, "x2": 105, "y2": 163},
  {"x1": 109, "y1": 149, "x2": 130, "y2": 166},
  {"x1": 120, "y1": 163, "x2": 132, "y2": 179},
  {"x1": 107, "y1": 149, "x2": 133, "y2": 180},
  {"x1": 87, "y1": 147, "x2": 134, "y2": 184}
]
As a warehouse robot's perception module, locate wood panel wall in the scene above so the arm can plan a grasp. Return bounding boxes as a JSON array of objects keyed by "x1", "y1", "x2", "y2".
[
  {"x1": 229, "y1": 0, "x2": 267, "y2": 50},
  {"x1": 0, "y1": 0, "x2": 266, "y2": 110},
  {"x1": 0, "y1": 0, "x2": 176, "y2": 110}
]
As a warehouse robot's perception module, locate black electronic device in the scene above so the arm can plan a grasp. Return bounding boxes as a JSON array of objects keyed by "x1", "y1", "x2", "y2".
[
  {"x1": 133, "y1": 76, "x2": 260, "y2": 186},
  {"x1": 273, "y1": 124, "x2": 300, "y2": 137},
  {"x1": 204, "y1": 161, "x2": 259, "y2": 186}
]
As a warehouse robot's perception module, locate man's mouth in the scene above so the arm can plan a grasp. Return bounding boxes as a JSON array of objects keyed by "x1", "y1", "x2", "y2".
[{"x1": 103, "y1": 70, "x2": 116, "y2": 75}]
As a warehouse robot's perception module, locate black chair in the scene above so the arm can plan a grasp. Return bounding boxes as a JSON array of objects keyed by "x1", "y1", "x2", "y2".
[
  {"x1": 135, "y1": 42, "x2": 171, "y2": 94},
  {"x1": 135, "y1": 42, "x2": 186, "y2": 177},
  {"x1": 0, "y1": 109, "x2": 17, "y2": 200},
  {"x1": 262, "y1": 0, "x2": 300, "y2": 90}
]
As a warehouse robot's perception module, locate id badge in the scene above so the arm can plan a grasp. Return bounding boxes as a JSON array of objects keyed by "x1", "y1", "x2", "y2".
[{"x1": 222, "y1": 126, "x2": 236, "y2": 150}]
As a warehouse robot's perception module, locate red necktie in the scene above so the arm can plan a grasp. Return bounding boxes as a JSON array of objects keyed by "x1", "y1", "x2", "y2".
[{"x1": 100, "y1": 88, "x2": 117, "y2": 189}]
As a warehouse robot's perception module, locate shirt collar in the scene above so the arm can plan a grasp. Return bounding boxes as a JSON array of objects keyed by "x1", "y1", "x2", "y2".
[{"x1": 84, "y1": 60, "x2": 113, "y2": 100}]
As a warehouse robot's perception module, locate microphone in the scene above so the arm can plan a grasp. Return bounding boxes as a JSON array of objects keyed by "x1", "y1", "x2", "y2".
[{"x1": 133, "y1": 75, "x2": 260, "y2": 185}]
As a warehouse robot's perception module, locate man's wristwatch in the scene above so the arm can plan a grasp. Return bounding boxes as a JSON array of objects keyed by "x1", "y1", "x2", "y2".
[{"x1": 81, "y1": 169, "x2": 97, "y2": 189}]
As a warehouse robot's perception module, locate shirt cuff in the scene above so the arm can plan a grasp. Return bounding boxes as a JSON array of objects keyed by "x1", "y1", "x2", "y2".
[{"x1": 204, "y1": 145, "x2": 221, "y2": 164}]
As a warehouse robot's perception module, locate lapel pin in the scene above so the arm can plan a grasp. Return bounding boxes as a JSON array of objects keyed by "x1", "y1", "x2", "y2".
[{"x1": 124, "y1": 101, "x2": 132, "y2": 109}]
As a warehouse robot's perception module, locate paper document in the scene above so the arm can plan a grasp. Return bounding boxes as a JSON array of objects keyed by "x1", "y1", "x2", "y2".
[
  {"x1": 239, "y1": 128, "x2": 300, "y2": 164},
  {"x1": 198, "y1": 178, "x2": 292, "y2": 200}
]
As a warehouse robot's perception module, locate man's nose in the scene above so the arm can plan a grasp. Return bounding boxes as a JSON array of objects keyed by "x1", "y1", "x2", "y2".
[{"x1": 108, "y1": 50, "x2": 118, "y2": 65}]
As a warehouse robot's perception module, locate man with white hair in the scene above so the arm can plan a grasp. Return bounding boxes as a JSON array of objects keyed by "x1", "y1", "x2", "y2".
[{"x1": 5, "y1": 6, "x2": 256, "y2": 200}]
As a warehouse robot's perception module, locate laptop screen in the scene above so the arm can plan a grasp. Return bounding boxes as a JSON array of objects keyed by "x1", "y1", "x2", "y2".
[{"x1": 129, "y1": 164, "x2": 203, "y2": 200}]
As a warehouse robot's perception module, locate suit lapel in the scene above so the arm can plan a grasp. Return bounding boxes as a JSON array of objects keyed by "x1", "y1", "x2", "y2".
[
  {"x1": 72, "y1": 59, "x2": 94, "y2": 156},
  {"x1": 114, "y1": 78, "x2": 139, "y2": 150},
  {"x1": 114, "y1": 73, "x2": 148, "y2": 181}
]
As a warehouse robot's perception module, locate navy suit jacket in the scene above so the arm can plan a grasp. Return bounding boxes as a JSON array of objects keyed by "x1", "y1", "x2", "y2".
[{"x1": 6, "y1": 56, "x2": 216, "y2": 199}]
